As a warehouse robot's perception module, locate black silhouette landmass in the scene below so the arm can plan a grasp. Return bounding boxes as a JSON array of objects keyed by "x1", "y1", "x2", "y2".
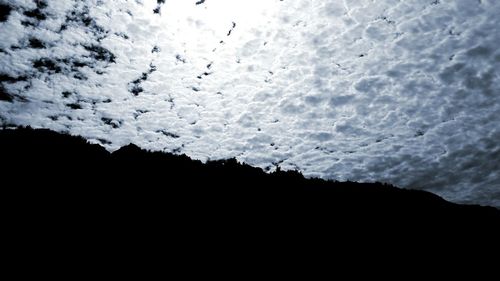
[
  {"x1": 1, "y1": 127, "x2": 499, "y2": 237},
  {"x1": 2, "y1": 126, "x2": 500, "y2": 263}
]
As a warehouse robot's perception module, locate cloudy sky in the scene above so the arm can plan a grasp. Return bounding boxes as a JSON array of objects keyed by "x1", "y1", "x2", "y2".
[{"x1": 1, "y1": 0, "x2": 499, "y2": 207}]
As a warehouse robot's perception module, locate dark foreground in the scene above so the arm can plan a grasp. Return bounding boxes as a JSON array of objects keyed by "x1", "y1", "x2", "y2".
[
  {"x1": 0, "y1": 129, "x2": 500, "y2": 280},
  {"x1": 2, "y1": 127, "x2": 500, "y2": 269},
  {"x1": 1, "y1": 127, "x2": 498, "y2": 224}
]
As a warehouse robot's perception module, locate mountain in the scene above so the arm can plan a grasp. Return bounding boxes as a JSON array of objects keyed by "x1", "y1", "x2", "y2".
[{"x1": 1, "y1": 127, "x2": 499, "y2": 234}]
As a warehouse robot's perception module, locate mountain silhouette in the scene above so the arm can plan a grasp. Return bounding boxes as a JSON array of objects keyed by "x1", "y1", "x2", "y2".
[{"x1": 1, "y1": 127, "x2": 499, "y2": 236}]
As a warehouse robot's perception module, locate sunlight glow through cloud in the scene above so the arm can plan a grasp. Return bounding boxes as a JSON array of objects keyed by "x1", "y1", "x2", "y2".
[{"x1": 157, "y1": 0, "x2": 281, "y2": 68}]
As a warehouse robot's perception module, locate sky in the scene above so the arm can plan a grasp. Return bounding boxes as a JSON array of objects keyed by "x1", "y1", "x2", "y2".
[{"x1": 0, "y1": 0, "x2": 499, "y2": 207}]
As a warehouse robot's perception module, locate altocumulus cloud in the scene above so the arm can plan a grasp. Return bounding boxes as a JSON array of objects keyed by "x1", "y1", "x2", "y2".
[{"x1": 0, "y1": 0, "x2": 499, "y2": 207}]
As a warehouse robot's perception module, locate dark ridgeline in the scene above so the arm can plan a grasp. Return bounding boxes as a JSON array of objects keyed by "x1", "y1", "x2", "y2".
[
  {"x1": 1, "y1": 126, "x2": 500, "y2": 269},
  {"x1": 1, "y1": 127, "x2": 499, "y2": 249},
  {"x1": 1, "y1": 127, "x2": 498, "y2": 217}
]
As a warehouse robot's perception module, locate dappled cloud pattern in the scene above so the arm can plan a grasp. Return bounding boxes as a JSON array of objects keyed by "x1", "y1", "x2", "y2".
[{"x1": 1, "y1": 0, "x2": 499, "y2": 206}]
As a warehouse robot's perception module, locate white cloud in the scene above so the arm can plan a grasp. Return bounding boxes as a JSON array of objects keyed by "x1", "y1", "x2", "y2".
[{"x1": 1, "y1": 0, "x2": 499, "y2": 207}]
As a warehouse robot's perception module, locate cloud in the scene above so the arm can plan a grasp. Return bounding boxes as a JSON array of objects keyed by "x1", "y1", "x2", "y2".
[{"x1": 1, "y1": 0, "x2": 499, "y2": 207}]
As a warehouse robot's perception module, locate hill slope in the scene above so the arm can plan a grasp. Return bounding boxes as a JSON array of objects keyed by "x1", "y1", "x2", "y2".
[{"x1": 1, "y1": 127, "x2": 499, "y2": 231}]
